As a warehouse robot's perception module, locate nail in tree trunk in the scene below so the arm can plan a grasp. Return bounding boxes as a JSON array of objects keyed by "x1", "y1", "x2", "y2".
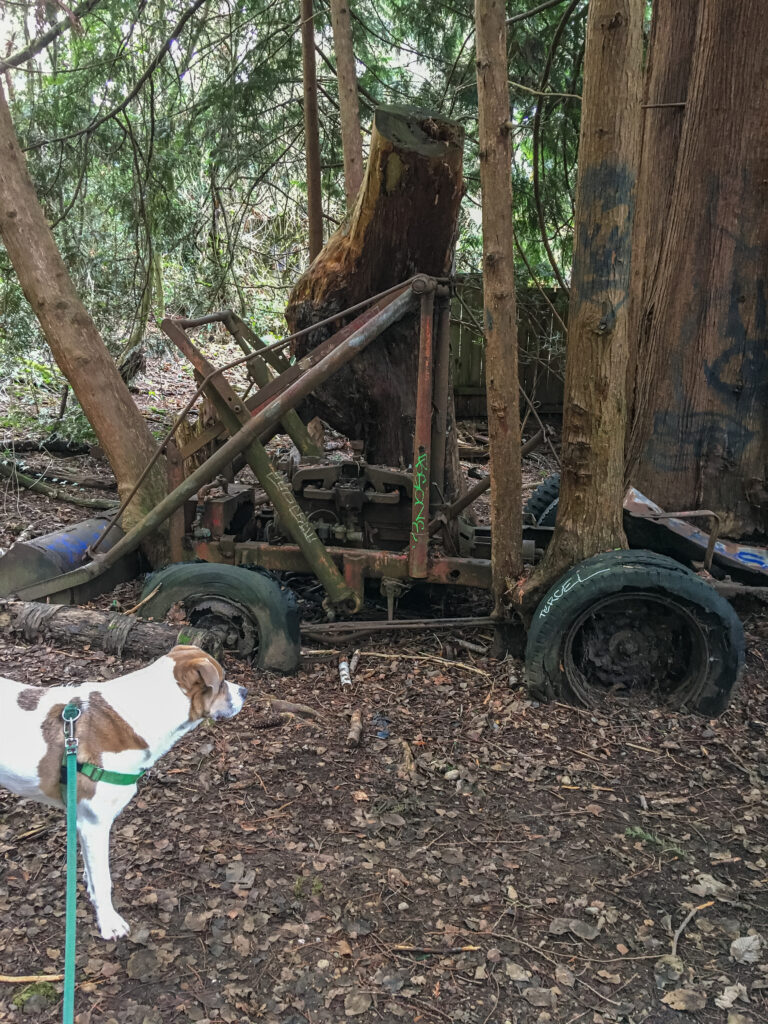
[
  {"x1": 329, "y1": 0, "x2": 364, "y2": 211},
  {"x1": 626, "y1": 0, "x2": 768, "y2": 536},
  {"x1": 520, "y1": 0, "x2": 643, "y2": 609},
  {"x1": 474, "y1": 0, "x2": 523, "y2": 613},
  {"x1": 286, "y1": 105, "x2": 465, "y2": 497},
  {"x1": 301, "y1": 0, "x2": 323, "y2": 260},
  {"x1": 0, "y1": 83, "x2": 167, "y2": 563}
]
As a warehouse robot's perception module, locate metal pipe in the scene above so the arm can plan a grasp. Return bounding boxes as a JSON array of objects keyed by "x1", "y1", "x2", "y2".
[
  {"x1": 431, "y1": 295, "x2": 451, "y2": 500},
  {"x1": 189, "y1": 349, "x2": 355, "y2": 610},
  {"x1": 409, "y1": 288, "x2": 436, "y2": 578},
  {"x1": 162, "y1": 319, "x2": 320, "y2": 457},
  {"x1": 91, "y1": 281, "x2": 422, "y2": 553},
  {"x1": 427, "y1": 428, "x2": 545, "y2": 535},
  {"x1": 14, "y1": 287, "x2": 418, "y2": 601}
]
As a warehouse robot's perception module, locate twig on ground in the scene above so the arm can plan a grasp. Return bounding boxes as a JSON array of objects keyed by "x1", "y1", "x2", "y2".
[
  {"x1": 399, "y1": 739, "x2": 415, "y2": 778},
  {"x1": 671, "y1": 901, "x2": 713, "y2": 958},
  {"x1": 123, "y1": 584, "x2": 161, "y2": 616},
  {"x1": 358, "y1": 650, "x2": 491, "y2": 678},
  {"x1": 267, "y1": 698, "x2": 320, "y2": 719},
  {"x1": 0, "y1": 973, "x2": 64, "y2": 983},
  {"x1": 346, "y1": 709, "x2": 363, "y2": 747}
]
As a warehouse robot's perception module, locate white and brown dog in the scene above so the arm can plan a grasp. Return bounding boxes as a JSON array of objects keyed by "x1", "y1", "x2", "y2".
[{"x1": 0, "y1": 645, "x2": 246, "y2": 940}]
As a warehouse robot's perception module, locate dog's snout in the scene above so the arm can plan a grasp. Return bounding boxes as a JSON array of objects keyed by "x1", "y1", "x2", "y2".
[{"x1": 238, "y1": 685, "x2": 247, "y2": 701}]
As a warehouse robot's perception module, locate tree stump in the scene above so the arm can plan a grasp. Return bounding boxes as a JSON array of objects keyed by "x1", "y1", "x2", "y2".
[{"x1": 286, "y1": 105, "x2": 465, "y2": 486}]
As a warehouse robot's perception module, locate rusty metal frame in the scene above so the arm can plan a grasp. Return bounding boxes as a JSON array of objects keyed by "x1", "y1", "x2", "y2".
[
  {"x1": 14, "y1": 282, "x2": 423, "y2": 602},
  {"x1": 161, "y1": 319, "x2": 360, "y2": 611}
]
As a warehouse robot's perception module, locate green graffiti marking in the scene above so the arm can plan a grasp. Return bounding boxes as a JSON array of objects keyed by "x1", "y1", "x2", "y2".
[{"x1": 410, "y1": 451, "x2": 429, "y2": 546}]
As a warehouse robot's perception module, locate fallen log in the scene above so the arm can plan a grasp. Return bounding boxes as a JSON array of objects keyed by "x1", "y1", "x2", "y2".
[
  {"x1": 0, "y1": 460, "x2": 118, "y2": 510},
  {"x1": 7, "y1": 458, "x2": 117, "y2": 491},
  {"x1": 0, "y1": 600, "x2": 223, "y2": 661}
]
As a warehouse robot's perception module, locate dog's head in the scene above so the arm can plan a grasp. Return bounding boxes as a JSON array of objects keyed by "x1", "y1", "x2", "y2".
[{"x1": 167, "y1": 646, "x2": 247, "y2": 722}]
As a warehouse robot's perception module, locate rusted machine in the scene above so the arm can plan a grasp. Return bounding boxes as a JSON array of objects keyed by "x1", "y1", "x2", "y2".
[{"x1": 4, "y1": 275, "x2": 756, "y2": 713}]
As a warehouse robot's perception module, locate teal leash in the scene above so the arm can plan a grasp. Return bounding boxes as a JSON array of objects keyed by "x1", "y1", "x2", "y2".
[{"x1": 61, "y1": 704, "x2": 81, "y2": 1024}]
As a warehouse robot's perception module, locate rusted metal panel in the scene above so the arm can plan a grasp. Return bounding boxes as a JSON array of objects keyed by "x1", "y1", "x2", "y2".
[{"x1": 625, "y1": 487, "x2": 768, "y2": 581}]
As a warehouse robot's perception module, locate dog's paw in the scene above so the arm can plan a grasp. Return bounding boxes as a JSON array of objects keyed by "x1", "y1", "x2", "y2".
[{"x1": 98, "y1": 910, "x2": 130, "y2": 941}]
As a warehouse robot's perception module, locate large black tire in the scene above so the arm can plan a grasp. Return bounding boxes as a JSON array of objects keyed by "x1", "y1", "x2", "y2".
[
  {"x1": 138, "y1": 563, "x2": 300, "y2": 673},
  {"x1": 525, "y1": 549, "x2": 744, "y2": 716},
  {"x1": 524, "y1": 473, "x2": 560, "y2": 527}
]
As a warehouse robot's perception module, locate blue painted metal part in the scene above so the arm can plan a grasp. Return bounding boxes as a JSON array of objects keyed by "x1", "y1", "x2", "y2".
[{"x1": 0, "y1": 518, "x2": 128, "y2": 600}]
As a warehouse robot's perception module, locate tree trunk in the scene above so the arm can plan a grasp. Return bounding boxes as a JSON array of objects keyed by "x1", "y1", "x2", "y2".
[
  {"x1": 626, "y1": 0, "x2": 768, "y2": 537},
  {"x1": 474, "y1": 0, "x2": 522, "y2": 612},
  {"x1": 329, "y1": 0, "x2": 364, "y2": 212},
  {"x1": 300, "y1": 0, "x2": 323, "y2": 260},
  {"x1": 285, "y1": 105, "x2": 464, "y2": 482},
  {"x1": 0, "y1": 83, "x2": 167, "y2": 560},
  {"x1": 520, "y1": 0, "x2": 643, "y2": 608}
]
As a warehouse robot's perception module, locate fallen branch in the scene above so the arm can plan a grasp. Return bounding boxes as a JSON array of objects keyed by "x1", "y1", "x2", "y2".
[
  {"x1": 671, "y1": 901, "x2": 713, "y2": 958},
  {"x1": 2, "y1": 456, "x2": 116, "y2": 491},
  {"x1": 339, "y1": 657, "x2": 352, "y2": 689},
  {"x1": 346, "y1": 708, "x2": 363, "y2": 747},
  {"x1": 392, "y1": 944, "x2": 480, "y2": 954},
  {"x1": 267, "y1": 698, "x2": 320, "y2": 719},
  {"x1": 358, "y1": 650, "x2": 491, "y2": 678},
  {"x1": 0, "y1": 460, "x2": 118, "y2": 510},
  {"x1": 0, "y1": 973, "x2": 64, "y2": 983}
]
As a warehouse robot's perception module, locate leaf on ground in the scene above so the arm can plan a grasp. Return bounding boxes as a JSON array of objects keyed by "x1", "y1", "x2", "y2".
[
  {"x1": 522, "y1": 986, "x2": 556, "y2": 1008},
  {"x1": 686, "y1": 873, "x2": 730, "y2": 897},
  {"x1": 549, "y1": 917, "x2": 600, "y2": 940},
  {"x1": 661, "y1": 988, "x2": 707, "y2": 1012},
  {"x1": 183, "y1": 909, "x2": 214, "y2": 932},
  {"x1": 555, "y1": 965, "x2": 574, "y2": 987},
  {"x1": 344, "y1": 990, "x2": 372, "y2": 1016},
  {"x1": 126, "y1": 948, "x2": 160, "y2": 981},
  {"x1": 730, "y1": 934, "x2": 762, "y2": 964},
  {"x1": 505, "y1": 962, "x2": 531, "y2": 982},
  {"x1": 715, "y1": 983, "x2": 749, "y2": 1009}
]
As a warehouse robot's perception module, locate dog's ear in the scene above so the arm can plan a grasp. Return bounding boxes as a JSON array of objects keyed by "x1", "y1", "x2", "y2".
[{"x1": 168, "y1": 646, "x2": 224, "y2": 694}]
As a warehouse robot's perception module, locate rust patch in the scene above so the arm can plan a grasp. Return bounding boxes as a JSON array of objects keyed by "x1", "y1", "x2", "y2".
[
  {"x1": 167, "y1": 645, "x2": 227, "y2": 720},
  {"x1": 37, "y1": 693, "x2": 149, "y2": 806},
  {"x1": 17, "y1": 687, "x2": 43, "y2": 711}
]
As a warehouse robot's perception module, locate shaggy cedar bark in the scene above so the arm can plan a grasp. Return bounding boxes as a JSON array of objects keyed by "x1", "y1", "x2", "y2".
[
  {"x1": 300, "y1": 0, "x2": 323, "y2": 259},
  {"x1": 0, "y1": 84, "x2": 167, "y2": 560},
  {"x1": 520, "y1": 0, "x2": 643, "y2": 608},
  {"x1": 329, "y1": 0, "x2": 364, "y2": 210},
  {"x1": 286, "y1": 105, "x2": 464, "y2": 484},
  {"x1": 626, "y1": 0, "x2": 768, "y2": 536},
  {"x1": 474, "y1": 0, "x2": 522, "y2": 610}
]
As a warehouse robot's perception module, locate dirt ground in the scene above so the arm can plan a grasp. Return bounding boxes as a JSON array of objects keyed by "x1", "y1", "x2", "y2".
[{"x1": 0, "y1": 355, "x2": 766, "y2": 1024}]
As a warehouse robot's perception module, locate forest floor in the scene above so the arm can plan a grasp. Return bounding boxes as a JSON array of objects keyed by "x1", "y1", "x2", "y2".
[{"x1": 0, "y1": 349, "x2": 766, "y2": 1024}]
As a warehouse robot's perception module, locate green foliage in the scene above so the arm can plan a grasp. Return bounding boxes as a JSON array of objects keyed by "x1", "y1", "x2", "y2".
[
  {"x1": 0, "y1": 0, "x2": 585, "y2": 435},
  {"x1": 12, "y1": 982, "x2": 58, "y2": 1009}
]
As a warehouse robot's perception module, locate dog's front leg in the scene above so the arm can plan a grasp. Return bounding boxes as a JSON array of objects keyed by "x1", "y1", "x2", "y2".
[{"x1": 77, "y1": 816, "x2": 130, "y2": 940}]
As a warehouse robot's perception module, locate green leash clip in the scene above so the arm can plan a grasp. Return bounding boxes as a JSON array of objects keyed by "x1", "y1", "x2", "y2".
[{"x1": 61, "y1": 704, "x2": 80, "y2": 1024}]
